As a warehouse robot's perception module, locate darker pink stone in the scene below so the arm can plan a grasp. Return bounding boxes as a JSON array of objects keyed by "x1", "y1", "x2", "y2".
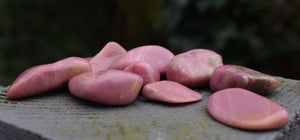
[
  {"x1": 110, "y1": 45, "x2": 174, "y2": 75},
  {"x1": 142, "y1": 81, "x2": 202, "y2": 103},
  {"x1": 210, "y1": 65, "x2": 280, "y2": 95},
  {"x1": 207, "y1": 88, "x2": 289, "y2": 130},
  {"x1": 166, "y1": 49, "x2": 223, "y2": 88},
  {"x1": 123, "y1": 62, "x2": 160, "y2": 85}
]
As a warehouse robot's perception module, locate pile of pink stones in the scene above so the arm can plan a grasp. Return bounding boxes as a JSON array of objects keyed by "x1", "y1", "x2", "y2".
[{"x1": 6, "y1": 42, "x2": 288, "y2": 131}]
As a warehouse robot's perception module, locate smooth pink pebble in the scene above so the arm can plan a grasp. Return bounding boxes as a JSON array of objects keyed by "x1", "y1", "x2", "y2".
[{"x1": 207, "y1": 88, "x2": 289, "y2": 130}]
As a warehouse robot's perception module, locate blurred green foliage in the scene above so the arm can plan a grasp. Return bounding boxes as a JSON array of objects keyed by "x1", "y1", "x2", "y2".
[{"x1": 0, "y1": 0, "x2": 299, "y2": 85}]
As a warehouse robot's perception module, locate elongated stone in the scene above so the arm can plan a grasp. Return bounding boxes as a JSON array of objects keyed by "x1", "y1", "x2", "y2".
[
  {"x1": 110, "y1": 45, "x2": 174, "y2": 75},
  {"x1": 142, "y1": 81, "x2": 202, "y2": 103},
  {"x1": 166, "y1": 49, "x2": 223, "y2": 88},
  {"x1": 123, "y1": 62, "x2": 160, "y2": 85},
  {"x1": 90, "y1": 42, "x2": 126, "y2": 73},
  {"x1": 7, "y1": 57, "x2": 91, "y2": 99},
  {"x1": 207, "y1": 88, "x2": 289, "y2": 130},
  {"x1": 68, "y1": 70, "x2": 143, "y2": 106},
  {"x1": 210, "y1": 65, "x2": 280, "y2": 95}
]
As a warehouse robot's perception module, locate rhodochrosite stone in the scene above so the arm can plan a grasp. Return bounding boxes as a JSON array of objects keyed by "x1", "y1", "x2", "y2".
[
  {"x1": 166, "y1": 49, "x2": 223, "y2": 88},
  {"x1": 68, "y1": 70, "x2": 143, "y2": 106},
  {"x1": 210, "y1": 65, "x2": 280, "y2": 95},
  {"x1": 7, "y1": 57, "x2": 91, "y2": 99},
  {"x1": 90, "y1": 42, "x2": 126, "y2": 73},
  {"x1": 207, "y1": 88, "x2": 289, "y2": 130},
  {"x1": 110, "y1": 45, "x2": 174, "y2": 75},
  {"x1": 142, "y1": 81, "x2": 202, "y2": 103},
  {"x1": 123, "y1": 62, "x2": 160, "y2": 85}
]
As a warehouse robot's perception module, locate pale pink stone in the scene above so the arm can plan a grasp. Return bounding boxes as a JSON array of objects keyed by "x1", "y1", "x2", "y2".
[
  {"x1": 7, "y1": 57, "x2": 91, "y2": 99},
  {"x1": 123, "y1": 62, "x2": 160, "y2": 85},
  {"x1": 207, "y1": 88, "x2": 289, "y2": 130},
  {"x1": 110, "y1": 45, "x2": 174, "y2": 75},
  {"x1": 68, "y1": 70, "x2": 143, "y2": 106},
  {"x1": 210, "y1": 65, "x2": 280, "y2": 95},
  {"x1": 142, "y1": 81, "x2": 202, "y2": 103},
  {"x1": 166, "y1": 49, "x2": 223, "y2": 88},
  {"x1": 83, "y1": 57, "x2": 92, "y2": 61},
  {"x1": 90, "y1": 41, "x2": 126, "y2": 73}
]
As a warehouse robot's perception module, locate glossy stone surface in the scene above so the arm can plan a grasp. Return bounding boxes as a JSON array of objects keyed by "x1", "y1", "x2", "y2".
[
  {"x1": 68, "y1": 70, "x2": 143, "y2": 106},
  {"x1": 123, "y1": 62, "x2": 160, "y2": 85},
  {"x1": 166, "y1": 49, "x2": 223, "y2": 88},
  {"x1": 207, "y1": 88, "x2": 289, "y2": 130},
  {"x1": 7, "y1": 57, "x2": 91, "y2": 99},
  {"x1": 142, "y1": 81, "x2": 202, "y2": 103},
  {"x1": 210, "y1": 65, "x2": 281, "y2": 95},
  {"x1": 0, "y1": 77, "x2": 299, "y2": 140},
  {"x1": 89, "y1": 42, "x2": 126, "y2": 73},
  {"x1": 110, "y1": 45, "x2": 174, "y2": 75}
]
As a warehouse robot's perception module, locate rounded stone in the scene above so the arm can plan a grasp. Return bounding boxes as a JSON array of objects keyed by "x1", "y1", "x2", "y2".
[
  {"x1": 68, "y1": 70, "x2": 143, "y2": 106},
  {"x1": 142, "y1": 81, "x2": 202, "y2": 103},
  {"x1": 110, "y1": 45, "x2": 174, "y2": 75},
  {"x1": 210, "y1": 65, "x2": 281, "y2": 95},
  {"x1": 123, "y1": 62, "x2": 160, "y2": 85},
  {"x1": 166, "y1": 49, "x2": 223, "y2": 88},
  {"x1": 207, "y1": 88, "x2": 289, "y2": 130}
]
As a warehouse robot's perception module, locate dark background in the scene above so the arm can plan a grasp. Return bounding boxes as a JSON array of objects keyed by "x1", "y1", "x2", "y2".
[{"x1": 0, "y1": 0, "x2": 299, "y2": 86}]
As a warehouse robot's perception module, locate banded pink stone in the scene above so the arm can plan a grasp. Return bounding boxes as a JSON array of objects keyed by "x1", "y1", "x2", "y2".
[
  {"x1": 166, "y1": 49, "x2": 223, "y2": 88},
  {"x1": 210, "y1": 65, "x2": 280, "y2": 95}
]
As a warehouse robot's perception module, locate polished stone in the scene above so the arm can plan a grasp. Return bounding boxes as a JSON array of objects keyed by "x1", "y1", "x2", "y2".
[
  {"x1": 210, "y1": 65, "x2": 281, "y2": 95},
  {"x1": 123, "y1": 62, "x2": 160, "y2": 85},
  {"x1": 167, "y1": 49, "x2": 223, "y2": 88},
  {"x1": 142, "y1": 81, "x2": 202, "y2": 103},
  {"x1": 207, "y1": 88, "x2": 289, "y2": 130},
  {"x1": 110, "y1": 45, "x2": 174, "y2": 75},
  {"x1": 89, "y1": 41, "x2": 126, "y2": 73}
]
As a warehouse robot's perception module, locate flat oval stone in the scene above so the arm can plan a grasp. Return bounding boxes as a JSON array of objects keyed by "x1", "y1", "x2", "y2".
[
  {"x1": 90, "y1": 42, "x2": 126, "y2": 73},
  {"x1": 207, "y1": 88, "x2": 289, "y2": 130},
  {"x1": 166, "y1": 49, "x2": 223, "y2": 88},
  {"x1": 123, "y1": 62, "x2": 160, "y2": 85},
  {"x1": 142, "y1": 81, "x2": 202, "y2": 103},
  {"x1": 110, "y1": 45, "x2": 174, "y2": 75},
  {"x1": 210, "y1": 65, "x2": 280, "y2": 95},
  {"x1": 68, "y1": 70, "x2": 143, "y2": 106}
]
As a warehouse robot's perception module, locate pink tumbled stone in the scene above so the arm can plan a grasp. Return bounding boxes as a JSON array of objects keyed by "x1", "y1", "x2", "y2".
[
  {"x1": 210, "y1": 65, "x2": 280, "y2": 95},
  {"x1": 123, "y1": 62, "x2": 160, "y2": 85},
  {"x1": 142, "y1": 81, "x2": 202, "y2": 103},
  {"x1": 110, "y1": 45, "x2": 174, "y2": 75},
  {"x1": 83, "y1": 57, "x2": 92, "y2": 61},
  {"x1": 90, "y1": 41, "x2": 126, "y2": 73},
  {"x1": 207, "y1": 88, "x2": 289, "y2": 130},
  {"x1": 166, "y1": 49, "x2": 223, "y2": 88},
  {"x1": 68, "y1": 70, "x2": 143, "y2": 106},
  {"x1": 7, "y1": 57, "x2": 91, "y2": 99}
]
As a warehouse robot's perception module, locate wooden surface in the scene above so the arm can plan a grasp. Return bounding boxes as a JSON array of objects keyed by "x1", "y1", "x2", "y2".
[{"x1": 0, "y1": 77, "x2": 299, "y2": 140}]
